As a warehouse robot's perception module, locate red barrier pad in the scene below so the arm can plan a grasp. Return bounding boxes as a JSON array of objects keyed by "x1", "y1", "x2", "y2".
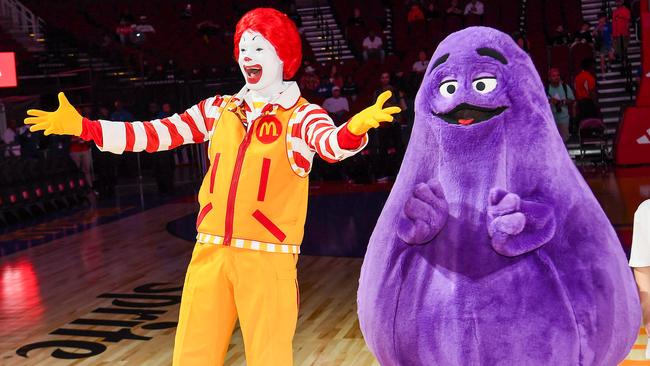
[{"x1": 615, "y1": 107, "x2": 650, "y2": 165}]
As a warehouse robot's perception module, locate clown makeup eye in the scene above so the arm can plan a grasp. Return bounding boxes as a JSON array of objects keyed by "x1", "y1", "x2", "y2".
[
  {"x1": 472, "y1": 77, "x2": 497, "y2": 94},
  {"x1": 256, "y1": 48, "x2": 263, "y2": 52},
  {"x1": 439, "y1": 80, "x2": 458, "y2": 98}
]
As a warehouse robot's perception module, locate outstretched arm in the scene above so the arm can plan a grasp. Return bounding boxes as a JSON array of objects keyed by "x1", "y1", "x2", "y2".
[
  {"x1": 487, "y1": 188, "x2": 556, "y2": 257},
  {"x1": 297, "y1": 90, "x2": 401, "y2": 162},
  {"x1": 25, "y1": 92, "x2": 228, "y2": 154}
]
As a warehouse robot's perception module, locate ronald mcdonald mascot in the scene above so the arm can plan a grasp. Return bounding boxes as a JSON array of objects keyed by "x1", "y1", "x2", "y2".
[{"x1": 25, "y1": 8, "x2": 400, "y2": 366}]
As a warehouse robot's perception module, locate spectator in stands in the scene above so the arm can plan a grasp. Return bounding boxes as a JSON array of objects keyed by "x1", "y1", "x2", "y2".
[
  {"x1": 181, "y1": 3, "x2": 192, "y2": 19},
  {"x1": 197, "y1": 20, "x2": 221, "y2": 44},
  {"x1": 323, "y1": 86, "x2": 350, "y2": 122},
  {"x1": 166, "y1": 59, "x2": 178, "y2": 79},
  {"x1": 550, "y1": 25, "x2": 571, "y2": 46},
  {"x1": 407, "y1": 4, "x2": 425, "y2": 23},
  {"x1": 464, "y1": 0, "x2": 484, "y2": 15},
  {"x1": 149, "y1": 102, "x2": 175, "y2": 196},
  {"x1": 2, "y1": 119, "x2": 16, "y2": 143},
  {"x1": 16, "y1": 121, "x2": 39, "y2": 159},
  {"x1": 572, "y1": 22, "x2": 594, "y2": 46},
  {"x1": 372, "y1": 72, "x2": 407, "y2": 181},
  {"x1": 299, "y1": 65, "x2": 320, "y2": 92},
  {"x1": 111, "y1": 100, "x2": 134, "y2": 122},
  {"x1": 130, "y1": 15, "x2": 156, "y2": 45},
  {"x1": 445, "y1": 0, "x2": 464, "y2": 31},
  {"x1": 574, "y1": 58, "x2": 599, "y2": 122},
  {"x1": 362, "y1": 29, "x2": 385, "y2": 62},
  {"x1": 342, "y1": 75, "x2": 359, "y2": 102},
  {"x1": 317, "y1": 76, "x2": 334, "y2": 98},
  {"x1": 512, "y1": 31, "x2": 531, "y2": 53},
  {"x1": 116, "y1": 19, "x2": 133, "y2": 45},
  {"x1": 446, "y1": 0, "x2": 463, "y2": 16},
  {"x1": 133, "y1": 15, "x2": 156, "y2": 34},
  {"x1": 546, "y1": 68, "x2": 575, "y2": 142},
  {"x1": 347, "y1": 7, "x2": 365, "y2": 28},
  {"x1": 424, "y1": 2, "x2": 441, "y2": 22},
  {"x1": 612, "y1": 0, "x2": 631, "y2": 62},
  {"x1": 328, "y1": 64, "x2": 344, "y2": 89},
  {"x1": 2, "y1": 119, "x2": 20, "y2": 157},
  {"x1": 593, "y1": 12, "x2": 614, "y2": 77},
  {"x1": 412, "y1": 50, "x2": 430, "y2": 75}
]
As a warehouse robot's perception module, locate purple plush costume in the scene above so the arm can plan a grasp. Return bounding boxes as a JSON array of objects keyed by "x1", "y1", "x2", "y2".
[{"x1": 357, "y1": 27, "x2": 640, "y2": 365}]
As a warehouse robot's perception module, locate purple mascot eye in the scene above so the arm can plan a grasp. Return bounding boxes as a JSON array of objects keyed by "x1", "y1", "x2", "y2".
[{"x1": 357, "y1": 26, "x2": 640, "y2": 366}]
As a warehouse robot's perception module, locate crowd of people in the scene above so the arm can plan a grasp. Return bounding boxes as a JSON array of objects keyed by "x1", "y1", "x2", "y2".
[
  {"x1": 7, "y1": 0, "x2": 641, "y2": 191},
  {"x1": 1, "y1": 99, "x2": 191, "y2": 199},
  {"x1": 544, "y1": 0, "x2": 636, "y2": 143}
]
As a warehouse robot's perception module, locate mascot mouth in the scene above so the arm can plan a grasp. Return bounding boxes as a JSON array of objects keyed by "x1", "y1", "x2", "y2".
[{"x1": 436, "y1": 103, "x2": 507, "y2": 125}]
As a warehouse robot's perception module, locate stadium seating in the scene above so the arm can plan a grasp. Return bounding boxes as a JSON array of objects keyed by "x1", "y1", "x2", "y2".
[{"x1": 0, "y1": 155, "x2": 89, "y2": 227}]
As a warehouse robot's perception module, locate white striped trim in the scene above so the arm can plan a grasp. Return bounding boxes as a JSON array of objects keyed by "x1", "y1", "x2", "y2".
[
  {"x1": 98, "y1": 120, "x2": 127, "y2": 154},
  {"x1": 286, "y1": 104, "x2": 316, "y2": 177},
  {"x1": 196, "y1": 233, "x2": 300, "y2": 254}
]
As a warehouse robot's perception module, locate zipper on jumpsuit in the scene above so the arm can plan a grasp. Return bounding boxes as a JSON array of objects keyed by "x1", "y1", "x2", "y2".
[{"x1": 223, "y1": 117, "x2": 258, "y2": 246}]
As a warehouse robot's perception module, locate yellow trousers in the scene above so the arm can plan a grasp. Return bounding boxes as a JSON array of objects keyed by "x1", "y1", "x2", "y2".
[{"x1": 172, "y1": 243, "x2": 299, "y2": 366}]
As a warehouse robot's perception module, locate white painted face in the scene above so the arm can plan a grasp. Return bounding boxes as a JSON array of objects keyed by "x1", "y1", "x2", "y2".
[{"x1": 238, "y1": 30, "x2": 284, "y2": 91}]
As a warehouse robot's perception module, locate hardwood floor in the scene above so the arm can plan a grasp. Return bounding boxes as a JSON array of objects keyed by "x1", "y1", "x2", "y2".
[{"x1": 0, "y1": 201, "x2": 647, "y2": 365}]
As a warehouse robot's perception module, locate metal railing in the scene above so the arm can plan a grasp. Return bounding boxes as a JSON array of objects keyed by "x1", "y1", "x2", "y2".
[{"x1": 0, "y1": 0, "x2": 45, "y2": 41}]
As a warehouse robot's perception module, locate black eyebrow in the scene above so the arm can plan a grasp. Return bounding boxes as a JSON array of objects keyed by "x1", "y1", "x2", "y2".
[
  {"x1": 476, "y1": 48, "x2": 508, "y2": 65},
  {"x1": 428, "y1": 53, "x2": 450, "y2": 74}
]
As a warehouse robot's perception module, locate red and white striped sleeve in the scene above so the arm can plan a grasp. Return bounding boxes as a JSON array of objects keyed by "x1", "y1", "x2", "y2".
[
  {"x1": 294, "y1": 104, "x2": 368, "y2": 163},
  {"x1": 80, "y1": 95, "x2": 228, "y2": 154}
]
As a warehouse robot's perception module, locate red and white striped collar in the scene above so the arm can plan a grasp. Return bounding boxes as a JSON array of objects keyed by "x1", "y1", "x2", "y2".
[{"x1": 232, "y1": 81, "x2": 301, "y2": 111}]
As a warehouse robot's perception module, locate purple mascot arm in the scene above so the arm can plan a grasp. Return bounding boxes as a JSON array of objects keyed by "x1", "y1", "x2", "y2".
[
  {"x1": 397, "y1": 179, "x2": 448, "y2": 245},
  {"x1": 487, "y1": 188, "x2": 556, "y2": 257}
]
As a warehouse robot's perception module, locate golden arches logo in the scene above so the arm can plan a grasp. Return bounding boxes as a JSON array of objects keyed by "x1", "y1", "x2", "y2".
[
  {"x1": 255, "y1": 116, "x2": 282, "y2": 144},
  {"x1": 259, "y1": 121, "x2": 278, "y2": 137}
]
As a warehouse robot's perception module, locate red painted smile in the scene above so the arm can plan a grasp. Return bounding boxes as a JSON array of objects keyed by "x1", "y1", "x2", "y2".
[{"x1": 244, "y1": 64, "x2": 263, "y2": 84}]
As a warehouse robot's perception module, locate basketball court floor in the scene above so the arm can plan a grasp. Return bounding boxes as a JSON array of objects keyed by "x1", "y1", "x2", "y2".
[{"x1": 1, "y1": 165, "x2": 649, "y2": 365}]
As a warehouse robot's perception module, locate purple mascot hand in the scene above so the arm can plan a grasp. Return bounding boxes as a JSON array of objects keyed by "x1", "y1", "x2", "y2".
[
  {"x1": 487, "y1": 187, "x2": 555, "y2": 257},
  {"x1": 397, "y1": 179, "x2": 448, "y2": 245}
]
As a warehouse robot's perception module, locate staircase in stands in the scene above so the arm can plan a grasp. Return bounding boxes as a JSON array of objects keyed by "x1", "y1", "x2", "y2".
[
  {"x1": 295, "y1": 0, "x2": 355, "y2": 63},
  {"x1": 581, "y1": 0, "x2": 641, "y2": 136},
  {"x1": 0, "y1": 0, "x2": 45, "y2": 52}
]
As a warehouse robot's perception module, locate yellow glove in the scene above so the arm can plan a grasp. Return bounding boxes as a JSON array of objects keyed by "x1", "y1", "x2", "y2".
[
  {"x1": 346, "y1": 90, "x2": 402, "y2": 136},
  {"x1": 24, "y1": 92, "x2": 83, "y2": 136}
]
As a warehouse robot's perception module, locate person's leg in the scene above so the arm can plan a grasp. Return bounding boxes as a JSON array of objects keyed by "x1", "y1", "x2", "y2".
[
  {"x1": 70, "y1": 151, "x2": 82, "y2": 170},
  {"x1": 557, "y1": 123, "x2": 570, "y2": 142},
  {"x1": 172, "y1": 244, "x2": 238, "y2": 365},
  {"x1": 233, "y1": 249, "x2": 299, "y2": 366},
  {"x1": 81, "y1": 150, "x2": 93, "y2": 188},
  {"x1": 599, "y1": 53, "x2": 606, "y2": 76}
]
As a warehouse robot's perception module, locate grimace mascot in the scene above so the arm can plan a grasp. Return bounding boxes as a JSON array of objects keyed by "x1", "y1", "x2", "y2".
[{"x1": 357, "y1": 27, "x2": 640, "y2": 365}]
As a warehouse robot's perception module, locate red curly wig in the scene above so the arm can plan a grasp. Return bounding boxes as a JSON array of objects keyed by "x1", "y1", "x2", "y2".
[{"x1": 234, "y1": 8, "x2": 302, "y2": 79}]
